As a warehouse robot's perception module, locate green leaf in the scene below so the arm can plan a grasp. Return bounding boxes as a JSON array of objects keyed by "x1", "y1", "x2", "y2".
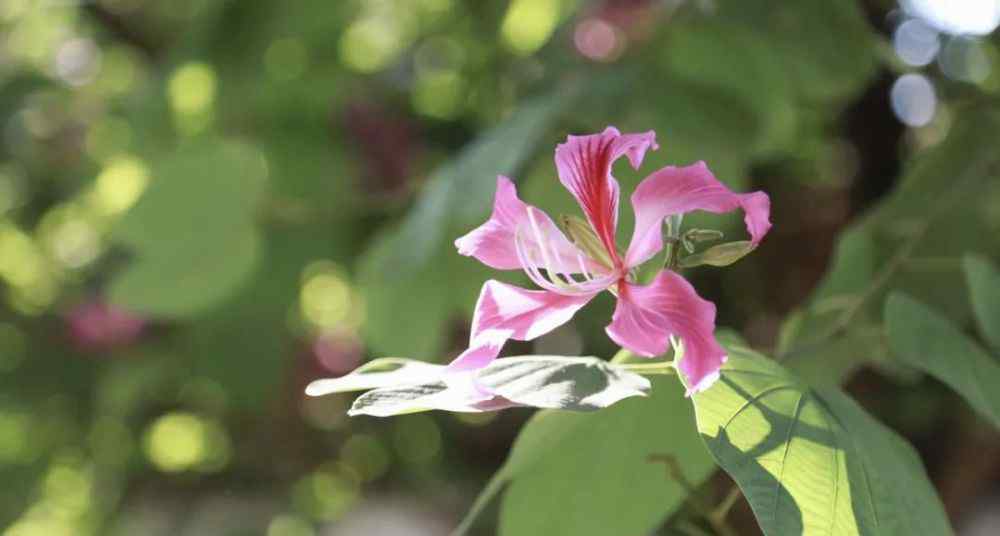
[
  {"x1": 885, "y1": 292, "x2": 1000, "y2": 427},
  {"x1": 109, "y1": 140, "x2": 267, "y2": 317},
  {"x1": 693, "y1": 347, "x2": 953, "y2": 535},
  {"x1": 964, "y1": 254, "x2": 1000, "y2": 354},
  {"x1": 494, "y1": 377, "x2": 715, "y2": 536},
  {"x1": 714, "y1": 0, "x2": 879, "y2": 103},
  {"x1": 360, "y1": 87, "x2": 576, "y2": 358},
  {"x1": 346, "y1": 356, "x2": 651, "y2": 417}
]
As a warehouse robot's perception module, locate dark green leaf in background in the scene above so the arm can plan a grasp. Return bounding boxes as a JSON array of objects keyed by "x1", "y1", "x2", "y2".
[
  {"x1": 964, "y1": 254, "x2": 1000, "y2": 354},
  {"x1": 885, "y1": 292, "x2": 1000, "y2": 428},
  {"x1": 360, "y1": 87, "x2": 578, "y2": 359}
]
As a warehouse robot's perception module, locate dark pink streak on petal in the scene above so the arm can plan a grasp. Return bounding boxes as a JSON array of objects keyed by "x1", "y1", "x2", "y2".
[
  {"x1": 447, "y1": 280, "x2": 595, "y2": 372},
  {"x1": 555, "y1": 127, "x2": 658, "y2": 266},
  {"x1": 625, "y1": 161, "x2": 772, "y2": 268},
  {"x1": 605, "y1": 271, "x2": 726, "y2": 395}
]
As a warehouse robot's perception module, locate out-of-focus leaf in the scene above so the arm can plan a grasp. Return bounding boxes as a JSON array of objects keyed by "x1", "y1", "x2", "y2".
[
  {"x1": 347, "y1": 356, "x2": 650, "y2": 417},
  {"x1": 714, "y1": 0, "x2": 879, "y2": 103},
  {"x1": 495, "y1": 376, "x2": 713, "y2": 536},
  {"x1": 781, "y1": 110, "x2": 1000, "y2": 379},
  {"x1": 109, "y1": 141, "x2": 267, "y2": 317},
  {"x1": 964, "y1": 254, "x2": 1000, "y2": 353},
  {"x1": 306, "y1": 358, "x2": 446, "y2": 396},
  {"x1": 693, "y1": 347, "x2": 953, "y2": 535},
  {"x1": 361, "y1": 87, "x2": 577, "y2": 358},
  {"x1": 885, "y1": 293, "x2": 1000, "y2": 427},
  {"x1": 663, "y1": 21, "x2": 797, "y2": 154}
]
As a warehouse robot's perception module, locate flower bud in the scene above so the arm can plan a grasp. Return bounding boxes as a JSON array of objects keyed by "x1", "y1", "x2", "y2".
[{"x1": 678, "y1": 240, "x2": 756, "y2": 268}]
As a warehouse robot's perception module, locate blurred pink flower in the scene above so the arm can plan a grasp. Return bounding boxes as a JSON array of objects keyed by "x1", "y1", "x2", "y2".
[
  {"x1": 310, "y1": 331, "x2": 364, "y2": 375},
  {"x1": 453, "y1": 127, "x2": 771, "y2": 394},
  {"x1": 343, "y1": 100, "x2": 420, "y2": 199},
  {"x1": 65, "y1": 300, "x2": 146, "y2": 351}
]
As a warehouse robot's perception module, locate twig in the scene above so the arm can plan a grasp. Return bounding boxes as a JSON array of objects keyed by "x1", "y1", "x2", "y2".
[{"x1": 649, "y1": 454, "x2": 740, "y2": 536}]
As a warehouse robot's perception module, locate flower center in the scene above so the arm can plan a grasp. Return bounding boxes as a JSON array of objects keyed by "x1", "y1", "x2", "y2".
[{"x1": 513, "y1": 207, "x2": 618, "y2": 296}]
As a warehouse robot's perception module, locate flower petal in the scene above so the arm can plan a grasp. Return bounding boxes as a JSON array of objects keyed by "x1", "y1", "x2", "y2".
[
  {"x1": 555, "y1": 127, "x2": 658, "y2": 261},
  {"x1": 624, "y1": 161, "x2": 772, "y2": 268},
  {"x1": 455, "y1": 176, "x2": 589, "y2": 273},
  {"x1": 605, "y1": 271, "x2": 726, "y2": 395},
  {"x1": 447, "y1": 280, "x2": 595, "y2": 372}
]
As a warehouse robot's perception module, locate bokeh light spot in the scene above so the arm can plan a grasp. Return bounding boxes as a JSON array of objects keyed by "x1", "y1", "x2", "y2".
[
  {"x1": 340, "y1": 433, "x2": 390, "y2": 481},
  {"x1": 54, "y1": 38, "x2": 101, "y2": 87},
  {"x1": 267, "y1": 514, "x2": 315, "y2": 536},
  {"x1": 939, "y1": 36, "x2": 993, "y2": 83},
  {"x1": 891, "y1": 73, "x2": 937, "y2": 127},
  {"x1": 300, "y1": 263, "x2": 360, "y2": 330},
  {"x1": 574, "y1": 18, "x2": 624, "y2": 62},
  {"x1": 89, "y1": 155, "x2": 149, "y2": 216},
  {"x1": 143, "y1": 412, "x2": 231, "y2": 473},
  {"x1": 894, "y1": 19, "x2": 940, "y2": 66},
  {"x1": 168, "y1": 62, "x2": 216, "y2": 114},
  {"x1": 339, "y1": 17, "x2": 405, "y2": 73},
  {"x1": 903, "y1": 0, "x2": 1000, "y2": 36},
  {"x1": 501, "y1": 0, "x2": 560, "y2": 56},
  {"x1": 292, "y1": 468, "x2": 360, "y2": 521},
  {"x1": 168, "y1": 62, "x2": 216, "y2": 134},
  {"x1": 393, "y1": 414, "x2": 441, "y2": 465},
  {"x1": 412, "y1": 70, "x2": 466, "y2": 119}
]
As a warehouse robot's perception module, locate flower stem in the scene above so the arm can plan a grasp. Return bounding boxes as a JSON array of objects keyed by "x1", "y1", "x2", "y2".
[{"x1": 619, "y1": 361, "x2": 677, "y2": 375}]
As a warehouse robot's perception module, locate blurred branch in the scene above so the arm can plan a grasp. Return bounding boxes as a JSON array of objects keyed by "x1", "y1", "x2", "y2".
[
  {"x1": 83, "y1": 4, "x2": 160, "y2": 59},
  {"x1": 778, "y1": 155, "x2": 1000, "y2": 363},
  {"x1": 649, "y1": 454, "x2": 739, "y2": 536}
]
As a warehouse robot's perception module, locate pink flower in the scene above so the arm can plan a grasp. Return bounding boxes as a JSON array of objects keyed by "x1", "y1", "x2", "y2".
[{"x1": 452, "y1": 127, "x2": 771, "y2": 394}]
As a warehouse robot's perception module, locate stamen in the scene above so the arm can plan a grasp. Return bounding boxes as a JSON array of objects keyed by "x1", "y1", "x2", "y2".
[
  {"x1": 526, "y1": 208, "x2": 559, "y2": 281},
  {"x1": 576, "y1": 252, "x2": 592, "y2": 281},
  {"x1": 514, "y1": 226, "x2": 612, "y2": 296}
]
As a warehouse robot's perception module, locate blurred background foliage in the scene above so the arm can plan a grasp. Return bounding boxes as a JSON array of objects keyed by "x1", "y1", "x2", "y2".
[{"x1": 0, "y1": 0, "x2": 999, "y2": 534}]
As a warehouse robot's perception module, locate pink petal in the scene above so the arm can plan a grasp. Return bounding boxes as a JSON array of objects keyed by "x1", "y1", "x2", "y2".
[
  {"x1": 605, "y1": 271, "x2": 726, "y2": 395},
  {"x1": 447, "y1": 280, "x2": 595, "y2": 372},
  {"x1": 555, "y1": 127, "x2": 658, "y2": 263},
  {"x1": 624, "y1": 161, "x2": 772, "y2": 268},
  {"x1": 455, "y1": 176, "x2": 588, "y2": 273}
]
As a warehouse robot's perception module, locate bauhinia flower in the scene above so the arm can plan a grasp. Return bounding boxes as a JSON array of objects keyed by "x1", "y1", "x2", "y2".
[{"x1": 452, "y1": 127, "x2": 771, "y2": 394}]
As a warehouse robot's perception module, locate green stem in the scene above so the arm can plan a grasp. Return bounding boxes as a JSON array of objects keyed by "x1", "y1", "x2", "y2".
[{"x1": 619, "y1": 361, "x2": 677, "y2": 375}]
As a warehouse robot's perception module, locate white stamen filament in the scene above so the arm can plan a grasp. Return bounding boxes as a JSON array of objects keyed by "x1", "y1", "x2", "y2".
[
  {"x1": 526, "y1": 208, "x2": 560, "y2": 282},
  {"x1": 514, "y1": 223, "x2": 616, "y2": 296}
]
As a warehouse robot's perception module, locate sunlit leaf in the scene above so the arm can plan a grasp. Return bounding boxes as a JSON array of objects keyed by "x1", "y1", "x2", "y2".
[
  {"x1": 885, "y1": 292, "x2": 1000, "y2": 427},
  {"x1": 692, "y1": 347, "x2": 953, "y2": 535}
]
